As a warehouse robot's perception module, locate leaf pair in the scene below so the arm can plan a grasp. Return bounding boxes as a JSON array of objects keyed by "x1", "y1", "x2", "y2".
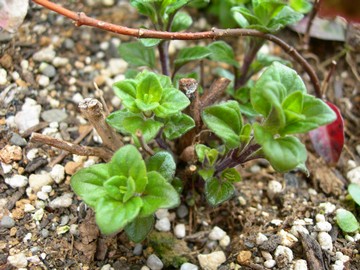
[{"x1": 71, "y1": 145, "x2": 179, "y2": 240}]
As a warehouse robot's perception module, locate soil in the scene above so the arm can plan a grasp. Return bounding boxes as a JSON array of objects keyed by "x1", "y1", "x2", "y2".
[{"x1": 1, "y1": 1, "x2": 360, "y2": 270}]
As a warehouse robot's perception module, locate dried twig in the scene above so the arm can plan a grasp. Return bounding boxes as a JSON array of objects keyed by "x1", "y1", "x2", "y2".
[
  {"x1": 78, "y1": 98, "x2": 123, "y2": 152},
  {"x1": 200, "y1": 77, "x2": 231, "y2": 108},
  {"x1": 32, "y1": 0, "x2": 321, "y2": 97},
  {"x1": 30, "y1": 133, "x2": 113, "y2": 161},
  {"x1": 320, "y1": 60, "x2": 337, "y2": 98}
]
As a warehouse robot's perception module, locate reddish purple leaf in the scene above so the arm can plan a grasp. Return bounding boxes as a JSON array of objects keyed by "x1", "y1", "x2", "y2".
[
  {"x1": 318, "y1": 0, "x2": 360, "y2": 23},
  {"x1": 309, "y1": 102, "x2": 344, "y2": 165}
]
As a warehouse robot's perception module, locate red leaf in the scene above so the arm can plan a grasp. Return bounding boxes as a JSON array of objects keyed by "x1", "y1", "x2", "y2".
[
  {"x1": 309, "y1": 102, "x2": 344, "y2": 165},
  {"x1": 318, "y1": 0, "x2": 360, "y2": 23}
]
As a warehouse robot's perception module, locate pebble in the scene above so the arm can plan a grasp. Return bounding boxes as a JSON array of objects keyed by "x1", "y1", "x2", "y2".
[
  {"x1": 155, "y1": 217, "x2": 171, "y2": 232},
  {"x1": 133, "y1": 243, "x2": 143, "y2": 256},
  {"x1": 332, "y1": 260, "x2": 344, "y2": 270},
  {"x1": 24, "y1": 204, "x2": 35, "y2": 212},
  {"x1": 101, "y1": 264, "x2": 113, "y2": 270},
  {"x1": 290, "y1": 225, "x2": 309, "y2": 237},
  {"x1": 180, "y1": 263, "x2": 198, "y2": 270},
  {"x1": 315, "y1": 221, "x2": 332, "y2": 232},
  {"x1": 70, "y1": 224, "x2": 79, "y2": 235},
  {"x1": 155, "y1": 209, "x2": 169, "y2": 219},
  {"x1": 279, "y1": 229, "x2": 298, "y2": 247},
  {"x1": 0, "y1": 216, "x2": 16, "y2": 228},
  {"x1": 37, "y1": 191, "x2": 49, "y2": 200},
  {"x1": 0, "y1": 68, "x2": 7, "y2": 85},
  {"x1": 238, "y1": 195, "x2": 247, "y2": 206},
  {"x1": 264, "y1": 259, "x2": 276, "y2": 268},
  {"x1": 40, "y1": 63, "x2": 56, "y2": 78},
  {"x1": 102, "y1": 0, "x2": 115, "y2": 6},
  {"x1": 319, "y1": 202, "x2": 336, "y2": 214},
  {"x1": 108, "y1": 58, "x2": 128, "y2": 76},
  {"x1": 37, "y1": 75, "x2": 50, "y2": 87},
  {"x1": 256, "y1": 233, "x2": 269, "y2": 245},
  {"x1": 52, "y1": 56, "x2": 69, "y2": 67},
  {"x1": 72, "y1": 93, "x2": 84, "y2": 104},
  {"x1": 63, "y1": 38, "x2": 75, "y2": 49},
  {"x1": 1, "y1": 162, "x2": 12, "y2": 174},
  {"x1": 146, "y1": 254, "x2": 163, "y2": 270},
  {"x1": 7, "y1": 252, "x2": 28, "y2": 268},
  {"x1": 347, "y1": 167, "x2": 360, "y2": 185},
  {"x1": 42, "y1": 185, "x2": 52, "y2": 193},
  {"x1": 33, "y1": 47, "x2": 56, "y2": 62},
  {"x1": 50, "y1": 164, "x2": 65, "y2": 184},
  {"x1": 176, "y1": 204, "x2": 189, "y2": 218},
  {"x1": 5, "y1": 175, "x2": 28, "y2": 188},
  {"x1": 261, "y1": 251, "x2": 272, "y2": 261},
  {"x1": 198, "y1": 251, "x2": 226, "y2": 270},
  {"x1": 354, "y1": 233, "x2": 360, "y2": 241},
  {"x1": 141, "y1": 267, "x2": 150, "y2": 270},
  {"x1": 174, "y1": 223, "x2": 186, "y2": 238},
  {"x1": 345, "y1": 235, "x2": 355, "y2": 242},
  {"x1": 294, "y1": 259, "x2": 308, "y2": 270},
  {"x1": 29, "y1": 173, "x2": 54, "y2": 192},
  {"x1": 0, "y1": 145, "x2": 22, "y2": 164},
  {"x1": 14, "y1": 99, "x2": 42, "y2": 132},
  {"x1": 10, "y1": 133, "x2": 27, "y2": 147},
  {"x1": 274, "y1": 245, "x2": 294, "y2": 263},
  {"x1": 209, "y1": 226, "x2": 227, "y2": 241},
  {"x1": 318, "y1": 232, "x2": 333, "y2": 251},
  {"x1": 27, "y1": 148, "x2": 39, "y2": 161},
  {"x1": 219, "y1": 235, "x2": 231, "y2": 247},
  {"x1": 41, "y1": 109, "x2": 67, "y2": 123},
  {"x1": 267, "y1": 180, "x2": 282, "y2": 199},
  {"x1": 336, "y1": 252, "x2": 350, "y2": 263},
  {"x1": 315, "y1": 214, "x2": 326, "y2": 223},
  {"x1": 49, "y1": 193, "x2": 73, "y2": 208}
]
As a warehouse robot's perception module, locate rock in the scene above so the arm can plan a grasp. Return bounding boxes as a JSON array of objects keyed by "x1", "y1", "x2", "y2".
[
  {"x1": 0, "y1": 68, "x2": 7, "y2": 85},
  {"x1": 294, "y1": 259, "x2": 308, "y2": 270},
  {"x1": 141, "y1": 266, "x2": 150, "y2": 270},
  {"x1": 237, "y1": 250, "x2": 252, "y2": 264},
  {"x1": 133, "y1": 243, "x2": 143, "y2": 256},
  {"x1": 290, "y1": 225, "x2": 309, "y2": 238},
  {"x1": 49, "y1": 193, "x2": 73, "y2": 208},
  {"x1": 63, "y1": 38, "x2": 75, "y2": 49},
  {"x1": 27, "y1": 148, "x2": 39, "y2": 161},
  {"x1": 347, "y1": 167, "x2": 360, "y2": 185},
  {"x1": 5, "y1": 174, "x2": 28, "y2": 188},
  {"x1": 174, "y1": 223, "x2": 186, "y2": 238},
  {"x1": 261, "y1": 251, "x2": 272, "y2": 260},
  {"x1": 42, "y1": 185, "x2": 52, "y2": 193},
  {"x1": 209, "y1": 226, "x2": 227, "y2": 241},
  {"x1": 155, "y1": 209, "x2": 169, "y2": 219},
  {"x1": 101, "y1": 264, "x2": 113, "y2": 270},
  {"x1": 33, "y1": 47, "x2": 56, "y2": 62},
  {"x1": 180, "y1": 263, "x2": 198, "y2": 270},
  {"x1": 1, "y1": 162, "x2": 12, "y2": 174},
  {"x1": 264, "y1": 259, "x2": 276, "y2": 268},
  {"x1": 0, "y1": 145, "x2": 22, "y2": 164},
  {"x1": 314, "y1": 221, "x2": 332, "y2": 232},
  {"x1": 274, "y1": 245, "x2": 293, "y2": 263},
  {"x1": 50, "y1": 164, "x2": 65, "y2": 184},
  {"x1": 65, "y1": 161, "x2": 83, "y2": 175},
  {"x1": 14, "y1": 98, "x2": 41, "y2": 132},
  {"x1": 219, "y1": 235, "x2": 230, "y2": 247},
  {"x1": 39, "y1": 63, "x2": 56, "y2": 78},
  {"x1": 198, "y1": 251, "x2": 226, "y2": 270},
  {"x1": 24, "y1": 204, "x2": 35, "y2": 212},
  {"x1": 37, "y1": 75, "x2": 50, "y2": 87},
  {"x1": 0, "y1": 216, "x2": 15, "y2": 228},
  {"x1": 332, "y1": 260, "x2": 344, "y2": 270},
  {"x1": 278, "y1": 229, "x2": 298, "y2": 247},
  {"x1": 37, "y1": 191, "x2": 49, "y2": 200},
  {"x1": 41, "y1": 109, "x2": 68, "y2": 123},
  {"x1": 315, "y1": 214, "x2": 326, "y2": 223},
  {"x1": 72, "y1": 93, "x2": 84, "y2": 104},
  {"x1": 155, "y1": 217, "x2": 171, "y2": 232},
  {"x1": 10, "y1": 133, "x2": 27, "y2": 146},
  {"x1": 176, "y1": 204, "x2": 189, "y2": 218},
  {"x1": 256, "y1": 233, "x2": 269, "y2": 245},
  {"x1": 146, "y1": 254, "x2": 163, "y2": 270},
  {"x1": 29, "y1": 173, "x2": 54, "y2": 192},
  {"x1": 318, "y1": 232, "x2": 333, "y2": 251},
  {"x1": 52, "y1": 57, "x2": 69, "y2": 67},
  {"x1": 108, "y1": 58, "x2": 128, "y2": 76},
  {"x1": 319, "y1": 202, "x2": 336, "y2": 214},
  {"x1": 7, "y1": 253, "x2": 28, "y2": 268},
  {"x1": 267, "y1": 180, "x2": 282, "y2": 199},
  {"x1": 102, "y1": 0, "x2": 115, "y2": 6}
]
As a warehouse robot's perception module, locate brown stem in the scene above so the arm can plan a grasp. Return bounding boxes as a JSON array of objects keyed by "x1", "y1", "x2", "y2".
[
  {"x1": 320, "y1": 60, "x2": 337, "y2": 98},
  {"x1": 30, "y1": 133, "x2": 113, "y2": 161},
  {"x1": 158, "y1": 41, "x2": 171, "y2": 76},
  {"x1": 78, "y1": 98, "x2": 123, "y2": 152},
  {"x1": 32, "y1": 0, "x2": 321, "y2": 96},
  {"x1": 200, "y1": 77, "x2": 231, "y2": 109},
  {"x1": 303, "y1": 0, "x2": 320, "y2": 50},
  {"x1": 179, "y1": 78, "x2": 201, "y2": 130},
  {"x1": 135, "y1": 130, "x2": 155, "y2": 156}
]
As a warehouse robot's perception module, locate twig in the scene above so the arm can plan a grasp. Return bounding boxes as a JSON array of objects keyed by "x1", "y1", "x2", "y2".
[
  {"x1": 200, "y1": 77, "x2": 231, "y2": 108},
  {"x1": 320, "y1": 60, "x2": 336, "y2": 98},
  {"x1": 30, "y1": 133, "x2": 113, "y2": 161},
  {"x1": 78, "y1": 98, "x2": 123, "y2": 152},
  {"x1": 21, "y1": 122, "x2": 49, "y2": 138},
  {"x1": 49, "y1": 125, "x2": 93, "y2": 166},
  {"x1": 93, "y1": 82, "x2": 110, "y2": 116},
  {"x1": 32, "y1": 0, "x2": 321, "y2": 97},
  {"x1": 135, "y1": 130, "x2": 155, "y2": 156},
  {"x1": 303, "y1": 0, "x2": 320, "y2": 50},
  {"x1": 179, "y1": 78, "x2": 201, "y2": 129}
]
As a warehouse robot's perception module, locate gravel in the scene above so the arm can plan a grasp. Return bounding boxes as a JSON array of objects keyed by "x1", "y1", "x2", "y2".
[
  {"x1": 176, "y1": 204, "x2": 189, "y2": 218},
  {"x1": 133, "y1": 243, "x2": 143, "y2": 256},
  {"x1": 50, "y1": 164, "x2": 65, "y2": 184},
  {"x1": 294, "y1": 259, "x2": 308, "y2": 270},
  {"x1": 14, "y1": 98, "x2": 42, "y2": 132},
  {"x1": 198, "y1": 251, "x2": 226, "y2": 270},
  {"x1": 347, "y1": 166, "x2": 360, "y2": 185},
  {"x1": 155, "y1": 217, "x2": 171, "y2": 232},
  {"x1": 7, "y1": 252, "x2": 28, "y2": 268},
  {"x1": 29, "y1": 173, "x2": 54, "y2": 192},
  {"x1": 10, "y1": 132, "x2": 27, "y2": 146},
  {"x1": 49, "y1": 193, "x2": 73, "y2": 208},
  {"x1": 0, "y1": 68, "x2": 7, "y2": 85},
  {"x1": 0, "y1": 216, "x2": 16, "y2": 228},
  {"x1": 180, "y1": 262, "x2": 198, "y2": 270},
  {"x1": 146, "y1": 254, "x2": 163, "y2": 270},
  {"x1": 174, "y1": 223, "x2": 186, "y2": 238},
  {"x1": 219, "y1": 235, "x2": 231, "y2": 247},
  {"x1": 274, "y1": 245, "x2": 293, "y2": 263},
  {"x1": 318, "y1": 232, "x2": 333, "y2": 251},
  {"x1": 5, "y1": 174, "x2": 28, "y2": 188},
  {"x1": 264, "y1": 259, "x2": 276, "y2": 268},
  {"x1": 33, "y1": 47, "x2": 56, "y2": 62},
  {"x1": 256, "y1": 233, "x2": 269, "y2": 245},
  {"x1": 208, "y1": 226, "x2": 227, "y2": 241},
  {"x1": 41, "y1": 109, "x2": 68, "y2": 123}
]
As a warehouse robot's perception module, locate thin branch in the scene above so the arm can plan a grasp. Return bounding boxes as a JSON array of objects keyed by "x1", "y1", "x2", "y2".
[
  {"x1": 158, "y1": 41, "x2": 171, "y2": 76},
  {"x1": 32, "y1": 0, "x2": 321, "y2": 96},
  {"x1": 303, "y1": 0, "x2": 320, "y2": 50},
  {"x1": 30, "y1": 133, "x2": 113, "y2": 161},
  {"x1": 320, "y1": 60, "x2": 337, "y2": 98},
  {"x1": 135, "y1": 130, "x2": 155, "y2": 156},
  {"x1": 200, "y1": 78, "x2": 231, "y2": 108}
]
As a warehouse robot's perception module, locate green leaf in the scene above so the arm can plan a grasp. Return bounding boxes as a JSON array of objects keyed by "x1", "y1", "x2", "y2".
[
  {"x1": 103, "y1": 175, "x2": 128, "y2": 201},
  {"x1": 125, "y1": 116, "x2": 163, "y2": 143},
  {"x1": 250, "y1": 53, "x2": 291, "y2": 75},
  {"x1": 174, "y1": 46, "x2": 212, "y2": 68},
  {"x1": 336, "y1": 209, "x2": 359, "y2": 233},
  {"x1": 240, "y1": 123, "x2": 252, "y2": 144},
  {"x1": 113, "y1": 80, "x2": 139, "y2": 112},
  {"x1": 195, "y1": 144, "x2": 211, "y2": 163},
  {"x1": 161, "y1": 0, "x2": 190, "y2": 16},
  {"x1": 136, "y1": 72, "x2": 163, "y2": 104},
  {"x1": 205, "y1": 177, "x2": 235, "y2": 206},
  {"x1": 163, "y1": 113, "x2": 195, "y2": 140},
  {"x1": 195, "y1": 144, "x2": 218, "y2": 167},
  {"x1": 198, "y1": 168, "x2": 215, "y2": 181},
  {"x1": 207, "y1": 41, "x2": 239, "y2": 67},
  {"x1": 220, "y1": 168, "x2": 242, "y2": 183},
  {"x1": 202, "y1": 101, "x2": 243, "y2": 148},
  {"x1": 140, "y1": 171, "x2": 180, "y2": 217},
  {"x1": 171, "y1": 11, "x2": 193, "y2": 32},
  {"x1": 267, "y1": 6, "x2": 303, "y2": 32},
  {"x1": 254, "y1": 124, "x2": 307, "y2": 172},
  {"x1": 95, "y1": 196, "x2": 143, "y2": 235},
  {"x1": 232, "y1": 6, "x2": 259, "y2": 28},
  {"x1": 289, "y1": 0, "x2": 312, "y2": 13},
  {"x1": 124, "y1": 215, "x2": 155, "y2": 243},
  {"x1": 147, "y1": 151, "x2": 176, "y2": 182},
  {"x1": 280, "y1": 94, "x2": 337, "y2": 134},
  {"x1": 70, "y1": 164, "x2": 109, "y2": 208},
  {"x1": 349, "y1": 184, "x2": 360, "y2": 206},
  {"x1": 140, "y1": 38, "x2": 162, "y2": 47},
  {"x1": 118, "y1": 41, "x2": 155, "y2": 68},
  {"x1": 130, "y1": 0, "x2": 158, "y2": 23},
  {"x1": 109, "y1": 145, "x2": 148, "y2": 193},
  {"x1": 154, "y1": 88, "x2": 190, "y2": 118}
]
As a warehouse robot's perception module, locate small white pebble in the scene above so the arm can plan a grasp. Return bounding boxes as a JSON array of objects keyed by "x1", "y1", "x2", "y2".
[
  {"x1": 261, "y1": 251, "x2": 272, "y2": 260},
  {"x1": 332, "y1": 260, "x2": 344, "y2": 270},
  {"x1": 198, "y1": 251, "x2": 226, "y2": 270},
  {"x1": 1, "y1": 162, "x2": 12, "y2": 174},
  {"x1": 304, "y1": 218, "x2": 314, "y2": 225},
  {"x1": 180, "y1": 262, "x2": 198, "y2": 270},
  {"x1": 336, "y1": 252, "x2": 350, "y2": 263},
  {"x1": 256, "y1": 233, "x2": 268, "y2": 245},
  {"x1": 155, "y1": 209, "x2": 169, "y2": 219},
  {"x1": 308, "y1": 188, "x2": 317, "y2": 195},
  {"x1": 271, "y1": 219, "x2": 283, "y2": 226},
  {"x1": 33, "y1": 208, "x2": 44, "y2": 221},
  {"x1": 279, "y1": 229, "x2": 298, "y2": 247},
  {"x1": 219, "y1": 235, "x2": 230, "y2": 248},
  {"x1": 238, "y1": 196, "x2": 247, "y2": 206},
  {"x1": 315, "y1": 221, "x2": 332, "y2": 232},
  {"x1": 174, "y1": 224, "x2": 186, "y2": 238},
  {"x1": 41, "y1": 185, "x2": 52, "y2": 193},
  {"x1": 345, "y1": 235, "x2": 355, "y2": 242},
  {"x1": 209, "y1": 226, "x2": 227, "y2": 241},
  {"x1": 155, "y1": 217, "x2": 171, "y2": 232},
  {"x1": 141, "y1": 266, "x2": 150, "y2": 270},
  {"x1": 267, "y1": 180, "x2": 282, "y2": 199},
  {"x1": 319, "y1": 202, "x2": 336, "y2": 214},
  {"x1": 27, "y1": 149, "x2": 39, "y2": 161},
  {"x1": 293, "y1": 219, "x2": 306, "y2": 226},
  {"x1": 23, "y1": 232, "x2": 32, "y2": 242},
  {"x1": 24, "y1": 204, "x2": 35, "y2": 212},
  {"x1": 274, "y1": 245, "x2": 294, "y2": 263},
  {"x1": 354, "y1": 233, "x2": 360, "y2": 241},
  {"x1": 50, "y1": 164, "x2": 65, "y2": 184},
  {"x1": 36, "y1": 191, "x2": 49, "y2": 200},
  {"x1": 294, "y1": 259, "x2": 308, "y2": 270},
  {"x1": 290, "y1": 225, "x2": 309, "y2": 238},
  {"x1": 264, "y1": 259, "x2": 276, "y2": 268},
  {"x1": 318, "y1": 232, "x2": 333, "y2": 251},
  {"x1": 315, "y1": 214, "x2": 326, "y2": 223}
]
